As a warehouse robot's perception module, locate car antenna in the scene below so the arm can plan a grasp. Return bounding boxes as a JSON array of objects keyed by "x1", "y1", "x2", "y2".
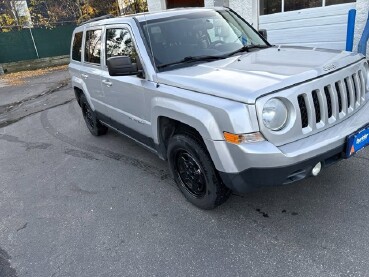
[{"x1": 143, "y1": 12, "x2": 160, "y2": 88}]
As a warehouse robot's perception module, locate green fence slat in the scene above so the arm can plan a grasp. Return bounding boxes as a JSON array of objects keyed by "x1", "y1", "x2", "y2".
[
  {"x1": 0, "y1": 29, "x2": 38, "y2": 62},
  {"x1": 32, "y1": 25, "x2": 75, "y2": 59}
]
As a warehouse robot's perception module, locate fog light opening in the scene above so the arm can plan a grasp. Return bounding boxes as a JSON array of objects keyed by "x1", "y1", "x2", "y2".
[{"x1": 312, "y1": 162, "x2": 322, "y2": 176}]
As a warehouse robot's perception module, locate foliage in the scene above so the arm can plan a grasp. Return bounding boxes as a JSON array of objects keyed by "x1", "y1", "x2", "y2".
[
  {"x1": 122, "y1": 0, "x2": 148, "y2": 15},
  {"x1": 0, "y1": 0, "x2": 31, "y2": 31},
  {"x1": 0, "y1": 0, "x2": 148, "y2": 31},
  {"x1": 0, "y1": 14, "x2": 16, "y2": 32}
]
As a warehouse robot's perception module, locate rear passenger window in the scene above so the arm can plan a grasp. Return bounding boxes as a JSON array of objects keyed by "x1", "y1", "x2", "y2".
[
  {"x1": 106, "y1": 28, "x2": 137, "y2": 63},
  {"x1": 85, "y1": 29, "x2": 102, "y2": 64},
  {"x1": 72, "y1": 32, "x2": 83, "y2": 61}
]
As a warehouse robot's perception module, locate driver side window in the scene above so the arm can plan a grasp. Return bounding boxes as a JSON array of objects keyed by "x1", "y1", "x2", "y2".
[{"x1": 106, "y1": 28, "x2": 137, "y2": 63}]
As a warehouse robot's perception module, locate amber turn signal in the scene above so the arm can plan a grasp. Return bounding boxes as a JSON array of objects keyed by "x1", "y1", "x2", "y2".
[{"x1": 223, "y1": 132, "x2": 265, "y2": 144}]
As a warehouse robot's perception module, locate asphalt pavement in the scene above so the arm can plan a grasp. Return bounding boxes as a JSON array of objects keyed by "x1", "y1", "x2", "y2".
[{"x1": 0, "y1": 70, "x2": 369, "y2": 276}]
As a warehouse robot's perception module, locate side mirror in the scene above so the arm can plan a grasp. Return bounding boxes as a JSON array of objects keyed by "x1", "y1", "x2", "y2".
[
  {"x1": 258, "y1": 29, "x2": 268, "y2": 40},
  {"x1": 107, "y1": 56, "x2": 138, "y2": 76}
]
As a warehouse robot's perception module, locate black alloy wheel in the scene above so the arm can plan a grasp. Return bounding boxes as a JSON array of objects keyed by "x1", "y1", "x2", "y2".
[
  {"x1": 167, "y1": 134, "x2": 231, "y2": 209},
  {"x1": 175, "y1": 150, "x2": 207, "y2": 198}
]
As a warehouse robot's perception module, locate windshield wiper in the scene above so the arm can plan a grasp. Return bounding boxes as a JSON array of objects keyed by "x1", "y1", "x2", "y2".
[
  {"x1": 157, "y1": 55, "x2": 225, "y2": 69},
  {"x1": 226, "y1": 44, "x2": 270, "y2": 57}
]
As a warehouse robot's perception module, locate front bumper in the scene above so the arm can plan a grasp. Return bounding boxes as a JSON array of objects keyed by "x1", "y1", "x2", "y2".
[
  {"x1": 209, "y1": 101, "x2": 369, "y2": 192},
  {"x1": 219, "y1": 145, "x2": 344, "y2": 192}
]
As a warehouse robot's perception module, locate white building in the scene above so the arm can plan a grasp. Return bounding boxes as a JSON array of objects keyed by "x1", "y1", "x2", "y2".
[{"x1": 146, "y1": 0, "x2": 369, "y2": 54}]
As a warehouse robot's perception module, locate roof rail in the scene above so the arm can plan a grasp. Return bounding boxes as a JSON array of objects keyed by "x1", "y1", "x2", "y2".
[{"x1": 80, "y1": 14, "x2": 114, "y2": 25}]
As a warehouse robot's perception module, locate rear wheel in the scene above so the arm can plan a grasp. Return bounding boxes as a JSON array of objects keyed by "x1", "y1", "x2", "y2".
[
  {"x1": 167, "y1": 134, "x2": 231, "y2": 209},
  {"x1": 80, "y1": 95, "x2": 108, "y2": 136}
]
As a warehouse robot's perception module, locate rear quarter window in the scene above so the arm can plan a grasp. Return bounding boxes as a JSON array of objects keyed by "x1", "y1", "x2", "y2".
[{"x1": 72, "y1": 32, "x2": 83, "y2": 62}]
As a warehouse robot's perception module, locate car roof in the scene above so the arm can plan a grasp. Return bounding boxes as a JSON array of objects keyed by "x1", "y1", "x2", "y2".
[{"x1": 79, "y1": 7, "x2": 228, "y2": 28}]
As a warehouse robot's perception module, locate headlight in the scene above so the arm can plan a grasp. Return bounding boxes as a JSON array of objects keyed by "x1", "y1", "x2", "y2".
[{"x1": 262, "y1": 98, "x2": 288, "y2": 131}]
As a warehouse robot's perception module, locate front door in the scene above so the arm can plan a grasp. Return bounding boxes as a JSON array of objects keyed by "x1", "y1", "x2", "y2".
[{"x1": 100, "y1": 25, "x2": 152, "y2": 147}]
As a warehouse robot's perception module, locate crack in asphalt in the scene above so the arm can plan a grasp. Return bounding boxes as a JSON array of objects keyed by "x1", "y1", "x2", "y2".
[
  {"x1": 16, "y1": 223, "x2": 28, "y2": 232},
  {"x1": 0, "y1": 97, "x2": 74, "y2": 128},
  {"x1": 0, "y1": 79, "x2": 72, "y2": 128},
  {"x1": 0, "y1": 80, "x2": 69, "y2": 114}
]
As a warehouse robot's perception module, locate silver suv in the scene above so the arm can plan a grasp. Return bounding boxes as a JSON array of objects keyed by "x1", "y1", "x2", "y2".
[{"x1": 69, "y1": 7, "x2": 369, "y2": 209}]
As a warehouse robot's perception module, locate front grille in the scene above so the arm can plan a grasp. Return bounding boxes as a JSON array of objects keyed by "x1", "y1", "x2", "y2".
[
  {"x1": 297, "y1": 69, "x2": 366, "y2": 131},
  {"x1": 312, "y1": 90, "x2": 321, "y2": 123},
  {"x1": 344, "y1": 78, "x2": 351, "y2": 108},
  {"x1": 335, "y1": 82, "x2": 342, "y2": 112},
  {"x1": 297, "y1": 95, "x2": 308, "y2": 128},
  {"x1": 324, "y1": 86, "x2": 333, "y2": 118}
]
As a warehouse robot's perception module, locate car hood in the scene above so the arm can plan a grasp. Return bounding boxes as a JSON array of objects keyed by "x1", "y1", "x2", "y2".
[{"x1": 156, "y1": 46, "x2": 364, "y2": 104}]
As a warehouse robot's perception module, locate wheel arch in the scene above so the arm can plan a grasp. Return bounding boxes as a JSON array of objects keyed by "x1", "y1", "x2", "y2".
[{"x1": 152, "y1": 100, "x2": 224, "y2": 165}]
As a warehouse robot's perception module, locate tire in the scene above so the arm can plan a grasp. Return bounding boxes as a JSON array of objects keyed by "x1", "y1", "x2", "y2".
[
  {"x1": 167, "y1": 134, "x2": 231, "y2": 209},
  {"x1": 80, "y1": 94, "x2": 108, "y2": 136}
]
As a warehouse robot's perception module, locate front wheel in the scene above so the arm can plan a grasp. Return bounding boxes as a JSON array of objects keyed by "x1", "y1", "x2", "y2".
[{"x1": 167, "y1": 134, "x2": 231, "y2": 209}]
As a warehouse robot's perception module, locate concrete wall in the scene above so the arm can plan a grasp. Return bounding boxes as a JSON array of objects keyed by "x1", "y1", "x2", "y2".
[
  {"x1": 147, "y1": 0, "x2": 166, "y2": 12},
  {"x1": 205, "y1": 0, "x2": 215, "y2": 8},
  {"x1": 354, "y1": 0, "x2": 369, "y2": 55},
  {"x1": 228, "y1": 0, "x2": 255, "y2": 26}
]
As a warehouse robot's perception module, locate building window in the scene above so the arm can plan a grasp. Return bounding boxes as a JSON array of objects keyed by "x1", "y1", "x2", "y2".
[
  {"x1": 326, "y1": 0, "x2": 354, "y2": 6},
  {"x1": 260, "y1": 0, "x2": 281, "y2": 15},
  {"x1": 284, "y1": 0, "x2": 322, "y2": 12},
  {"x1": 260, "y1": 0, "x2": 355, "y2": 15}
]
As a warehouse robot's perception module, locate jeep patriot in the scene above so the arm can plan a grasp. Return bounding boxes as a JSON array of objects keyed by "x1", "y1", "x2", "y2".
[{"x1": 69, "y1": 7, "x2": 369, "y2": 209}]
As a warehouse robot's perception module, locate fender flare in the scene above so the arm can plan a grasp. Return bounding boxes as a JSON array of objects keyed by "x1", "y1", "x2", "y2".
[
  {"x1": 151, "y1": 97, "x2": 224, "y2": 144},
  {"x1": 71, "y1": 76, "x2": 96, "y2": 110}
]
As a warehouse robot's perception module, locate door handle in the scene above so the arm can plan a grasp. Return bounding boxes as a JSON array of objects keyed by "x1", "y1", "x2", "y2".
[
  {"x1": 102, "y1": 80, "x2": 112, "y2": 87},
  {"x1": 81, "y1": 74, "x2": 88, "y2": 79}
]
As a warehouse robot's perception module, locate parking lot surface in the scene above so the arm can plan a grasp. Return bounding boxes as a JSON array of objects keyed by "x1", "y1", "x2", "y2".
[{"x1": 1, "y1": 74, "x2": 369, "y2": 276}]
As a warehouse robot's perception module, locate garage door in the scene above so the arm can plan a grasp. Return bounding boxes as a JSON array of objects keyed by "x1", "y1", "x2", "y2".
[
  {"x1": 166, "y1": 0, "x2": 204, "y2": 9},
  {"x1": 259, "y1": 3, "x2": 356, "y2": 50}
]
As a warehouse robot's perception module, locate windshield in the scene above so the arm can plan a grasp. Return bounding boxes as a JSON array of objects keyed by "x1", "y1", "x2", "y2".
[{"x1": 140, "y1": 9, "x2": 269, "y2": 71}]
